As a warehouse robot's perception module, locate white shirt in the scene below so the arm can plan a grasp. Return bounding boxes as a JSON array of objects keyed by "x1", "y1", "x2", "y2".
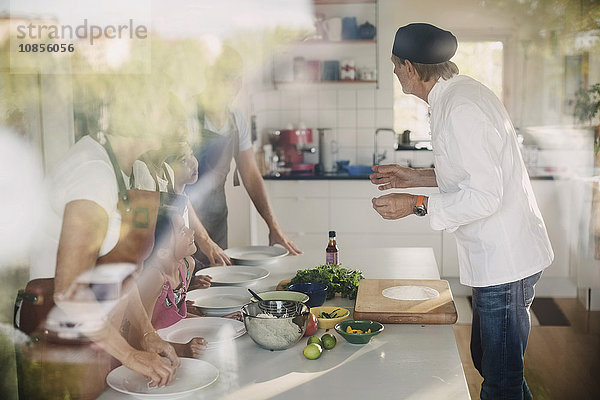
[
  {"x1": 31, "y1": 136, "x2": 131, "y2": 279},
  {"x1": 426, "y1": 75, "x2": 554, "y2": 287}
]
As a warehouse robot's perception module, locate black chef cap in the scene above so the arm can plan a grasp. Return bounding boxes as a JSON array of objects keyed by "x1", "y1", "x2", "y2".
[{"x1": 392, "y1": 23, "x2": 457, "y2": 64}]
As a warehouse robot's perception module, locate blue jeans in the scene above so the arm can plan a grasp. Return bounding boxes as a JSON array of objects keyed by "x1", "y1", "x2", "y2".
[{"x1": 471, "y1": 271, "x2": 542, "y2": 400}]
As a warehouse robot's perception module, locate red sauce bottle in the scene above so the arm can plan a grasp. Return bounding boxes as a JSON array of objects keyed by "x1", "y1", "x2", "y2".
[{"x1": 326, "y1": 230, "x2": 339, "y2": 265}]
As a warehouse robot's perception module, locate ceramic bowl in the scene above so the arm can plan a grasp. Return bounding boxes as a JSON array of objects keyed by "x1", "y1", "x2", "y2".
[
  {"x1": 310, "y1": 306, "x2": 350, "y2": 330},
  {"x1": 335, "y1": 320, "x2": 384, "y2": 344},
  {"x1": 287, "y1": 283, "x2": 328, "y2": 308},
  {"x1": 249, "y1": 290, "x2": 309, "y2": 304}
]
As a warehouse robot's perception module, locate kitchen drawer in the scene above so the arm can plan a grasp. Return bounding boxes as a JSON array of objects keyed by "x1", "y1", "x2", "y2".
[
  {"x1": 270, "y1": 197, "x2": 329, "y2": 233},
  {"x1": 331, "y1": 198, "x2": 436, "y2": 234}
]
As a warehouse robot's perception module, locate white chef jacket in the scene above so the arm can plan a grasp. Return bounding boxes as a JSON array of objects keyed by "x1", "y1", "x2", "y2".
[{"x1": 426, "y1": 75, "x2": 553, "y2": 287}]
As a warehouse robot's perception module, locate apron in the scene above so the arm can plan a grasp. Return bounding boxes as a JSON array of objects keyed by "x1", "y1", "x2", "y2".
[
  {"x1": 188, "y1": 109, "x2": 241, "y2": 262},
  {"x1": 14, "y1": 133, "x2": 172, "y2": 400}
]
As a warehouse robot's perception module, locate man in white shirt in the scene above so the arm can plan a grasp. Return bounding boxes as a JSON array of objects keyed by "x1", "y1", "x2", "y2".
[{"x1": 369, "y1": 23, "x2": 553, "y2": 400}]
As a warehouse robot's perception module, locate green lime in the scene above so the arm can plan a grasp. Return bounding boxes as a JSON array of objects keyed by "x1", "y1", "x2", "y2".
[
  {"x1": 303, "y1": 343, "x2": 323, "y2": 360},
  {"x1": 321, "y1": 333, "x2": 337, "y2": 350},
  {"x1": 307, "y1": 336, "x2": 322, "y2": 347}
]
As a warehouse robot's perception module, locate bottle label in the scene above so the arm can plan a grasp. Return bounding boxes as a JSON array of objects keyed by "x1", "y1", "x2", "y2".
[{"x1": 326, "y1": 252, "x2": 338, "y2": 265}]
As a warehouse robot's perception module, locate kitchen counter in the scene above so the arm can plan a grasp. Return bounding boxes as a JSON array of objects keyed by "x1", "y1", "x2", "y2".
[
  {"x1": 264, "y1": 171, "x2": 554, "y2": 180},
  {"x1": 263, "y1": 171, "x2": 371, "y2": 180},
  {"x1": 99, "y1": 248, "x2": 470, "y2": 400}
]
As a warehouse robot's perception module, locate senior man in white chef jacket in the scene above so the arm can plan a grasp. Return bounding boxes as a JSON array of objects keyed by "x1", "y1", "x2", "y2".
[{"x1": 369, "y1": 23, "x2": 553, "y2": 400}]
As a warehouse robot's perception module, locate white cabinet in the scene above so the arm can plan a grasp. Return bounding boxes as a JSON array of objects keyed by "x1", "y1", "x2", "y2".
[{"x1": 252, "y1": 180, "x2": 443, "y2": 273}]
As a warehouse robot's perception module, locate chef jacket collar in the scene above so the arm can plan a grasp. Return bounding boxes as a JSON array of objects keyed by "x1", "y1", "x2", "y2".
[{"x1": 427, "y1": 76, "x2": 453, "y2": 108}]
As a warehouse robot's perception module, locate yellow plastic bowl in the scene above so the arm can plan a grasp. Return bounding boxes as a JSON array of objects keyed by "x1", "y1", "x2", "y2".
[{"x1": 310, "y1": 306, "x2": 351, "y2": 330}]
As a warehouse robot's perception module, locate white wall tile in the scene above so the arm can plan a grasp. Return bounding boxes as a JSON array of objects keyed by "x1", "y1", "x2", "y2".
[
  {"x1": 280, "y1": 89, "x2": 301, "y2": 110},
  {"x1": 356, "y1": 89, "x2": 375, "y2": 109},
  {"x1": 357, "y1": 109, "x2": 375, "y2": 128},
  {"x1": 318, "y1": 90, "x2": 337, "y2": 109},
  {"x1": 300, "y1": 90, "x2": 319, "y2": 110},
  {"x1": 337, "y1": 90, "x2": 357, "y2": 109},
  {"x1": 300, "y1": 109, "x2": 319, "y2": 127},
  {"x1": 259, "y1": 110, "x2": 281, "y2": 129},
  {"x1": 356, "y1": 146, "x2": 374, "y2": 165},
  {"x1": 375, "y1": 88, "x2": 393, "y2": 109},
  {"x1": 376, "y1": 130, "x2": 396, "y2": 155},
  {"x1": 356, "y1": 128, "x2": 374, "y2": 147},
  {"x1": 265, "y1": 90, "x2": 280, "y2": 109},
  {"x1": 376, "y1": 108, "x2": 394, "y2": 127},
  {"x1": 337, "y1": 146, "x2": 357, "y2": 165},
  {"x1": 281, "y1": 110, "x2": 300, "y2": 127},
  {"x1": 319, "y1": 109, "x2": 337, "y2": 128},
  {"x1": 251, "y1": 92, "x2": 267, "y2": 113},
  {"x1": 337, "y1": 109, "x2": 356, "y2": 128},
  {"x1": 337, "y1": 128, "x2": 357, "y2": 147}
]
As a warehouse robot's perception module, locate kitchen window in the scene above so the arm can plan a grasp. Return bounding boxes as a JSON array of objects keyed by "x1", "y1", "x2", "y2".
[{"x1": 393, "y1": 40, "x2": 504, "y2": 141}]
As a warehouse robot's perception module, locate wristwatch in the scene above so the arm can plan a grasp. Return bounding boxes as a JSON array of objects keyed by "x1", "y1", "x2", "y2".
[{"x1": 413, "y1": 195, "x2": 427, "y2": 216}]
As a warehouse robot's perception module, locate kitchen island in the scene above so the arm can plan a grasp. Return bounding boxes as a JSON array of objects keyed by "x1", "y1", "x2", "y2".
[{"x1": 99, "y1": 247, "x2": 470, "y2": 399}]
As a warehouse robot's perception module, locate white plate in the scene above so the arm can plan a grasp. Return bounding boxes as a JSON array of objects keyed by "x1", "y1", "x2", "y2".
[
  {"x1": 106, "y1": 358, "x2": 218, "y2": 399},
  {"x1": 197, "y1": 266, "x2": 269, "y2": 286},
  {"x1": 157, "y1": 317, "x2": 245, "y2": 349},
  {"x1": 187, "y1": 286, "x2": 251, "y2": 316},
  {"x1": 224, "y1": 246, "x2": 288, "y2": 265}
]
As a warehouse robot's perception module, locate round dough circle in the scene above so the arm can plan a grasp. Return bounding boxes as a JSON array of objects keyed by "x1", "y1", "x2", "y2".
[{"x1": 381, "y1": 285, "x2": 440, "y2": 301}]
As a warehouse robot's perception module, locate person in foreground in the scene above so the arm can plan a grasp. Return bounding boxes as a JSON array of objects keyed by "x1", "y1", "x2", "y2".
[{"x1": 369, "y1": 23, "x2": 554, "y2": 399}]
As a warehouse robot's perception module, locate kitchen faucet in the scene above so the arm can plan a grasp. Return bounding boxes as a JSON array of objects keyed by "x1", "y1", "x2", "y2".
[{"x1": 373, "y1": 128, "x2": 396, "y2": 165}]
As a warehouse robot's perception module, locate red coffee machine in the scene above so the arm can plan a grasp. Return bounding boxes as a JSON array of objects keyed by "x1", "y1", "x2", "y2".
[{"x1": 278, "y1": 129, "x2": 315, "y2": 173}]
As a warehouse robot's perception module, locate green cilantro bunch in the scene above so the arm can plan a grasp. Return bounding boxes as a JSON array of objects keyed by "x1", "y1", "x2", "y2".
[{"x1": 287, "y1": 264, "x2": 364, "y2": 300}]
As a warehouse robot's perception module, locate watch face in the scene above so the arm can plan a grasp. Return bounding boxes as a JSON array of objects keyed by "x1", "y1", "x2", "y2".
[{"x1": 414, "y1": 206, "x2": 427, "y2": 216}]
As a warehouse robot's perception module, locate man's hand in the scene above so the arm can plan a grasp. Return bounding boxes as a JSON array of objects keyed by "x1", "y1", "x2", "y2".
[
  {"x1": 123, "y1": 349, "x2": 177, "y2": 388},
  {"x1": 269, "y1": 228, "x2": 302, "y2": 255},
  {"x1": 196, "y1": 238, "x2": 231, "y2": 266},
  {"x1": 372, "y1": 193, "x2": 417, "y2": 220},
  {"x1": 140, "y1": 331, "x2": 180, "y2": 369},
  {"x1": 370, "y1": 164, "x2": 417, "y2": 190}
]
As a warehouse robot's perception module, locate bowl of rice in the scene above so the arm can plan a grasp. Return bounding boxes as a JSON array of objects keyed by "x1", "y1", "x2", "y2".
[{"x1": 241, "y1": 300, "x2": 310, "y2": 350}]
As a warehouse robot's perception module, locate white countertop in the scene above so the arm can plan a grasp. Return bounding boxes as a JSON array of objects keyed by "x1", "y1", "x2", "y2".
[{"x1": 99, "y1": 247, "x2": 470, "y2": 399}]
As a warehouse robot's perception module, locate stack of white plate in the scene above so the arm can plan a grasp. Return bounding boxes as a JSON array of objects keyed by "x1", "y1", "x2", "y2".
[
  {"x1": 224, "y1": 245, "x2": 288, "y2": 266},
  {"x1": 187, "y1": 286, "x2": 251, "y2": 316},
  {"x1": 157, "y1": 317, "x2": 246, "y2": 349},
  {"x1": 196, "y1": 266, "x2": 269, "y2": 287}
]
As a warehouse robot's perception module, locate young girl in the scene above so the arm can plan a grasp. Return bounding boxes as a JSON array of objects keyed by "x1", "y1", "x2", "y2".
[{"x1": 138, "y1": 208, "x2": 209, "y2": 358}]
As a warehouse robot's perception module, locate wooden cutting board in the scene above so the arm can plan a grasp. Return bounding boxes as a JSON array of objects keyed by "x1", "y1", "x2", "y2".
[{"x1": 353, "y1": 279, "x2": 457, "y2": 324}]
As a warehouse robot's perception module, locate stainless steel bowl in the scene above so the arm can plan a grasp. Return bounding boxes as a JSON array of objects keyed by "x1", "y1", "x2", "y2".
[{"x1": 241, "y1": 301, "x2": 310, "y2": 350}]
